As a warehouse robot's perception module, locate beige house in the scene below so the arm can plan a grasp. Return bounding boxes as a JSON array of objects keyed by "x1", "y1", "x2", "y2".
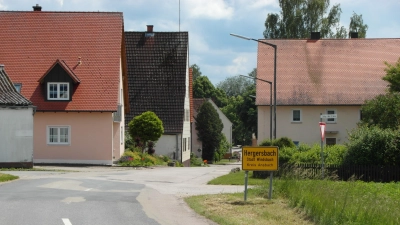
[
  {"x1": 0, "y1": 5, "x2": 129, "y2": 165},
  {"x1": 256, "y1": 35, "x2": 400, "y2": 145}
]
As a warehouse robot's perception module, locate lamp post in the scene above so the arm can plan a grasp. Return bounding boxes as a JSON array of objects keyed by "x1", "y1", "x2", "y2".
[
  {"x1": 240, "y1": 75, "x2": 272, "y2": 141},
  {"x1": 231, "y1": 33, "x2": 277, "y2": 140}
]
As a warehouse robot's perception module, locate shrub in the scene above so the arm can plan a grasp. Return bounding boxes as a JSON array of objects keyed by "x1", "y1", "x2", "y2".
[
  {"x1": 118, "y1": 150, "x2": 165, "y2": 167},
  {"x1": 128, "y1": 111, "x2": 164, "y2": 153},
  {"x1": 344, "y1": 125, "x2": 400, "y2": 165},
  {"x1": 259, "y1": 137, "x2": 295, "y2": 149}
]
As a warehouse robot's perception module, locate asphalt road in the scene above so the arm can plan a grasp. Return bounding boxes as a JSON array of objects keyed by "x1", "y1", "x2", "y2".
[{"x1": 0, "y1": 163, "x2": 243, "y2": 225}]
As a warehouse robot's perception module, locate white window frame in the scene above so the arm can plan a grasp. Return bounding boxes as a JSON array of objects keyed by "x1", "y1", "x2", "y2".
[
  {"x1": 326, "y1": 109, "x2": 337, "y2": 123},
  {"x1": 47, "y1": 82, "x2": 69, "y2": 100},
  {"x1": 14, "y1": 83, "x2": 22, "y2": 93},
  {"x1": 47, "y1": 125, "x2": 71, "y2": 145},
  {"x1": 291, "y1": 109, "x2": 302, "y2": 122}
]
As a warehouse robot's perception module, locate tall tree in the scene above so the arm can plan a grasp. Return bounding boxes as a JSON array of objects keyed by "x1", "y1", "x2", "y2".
[
  {"x1": 360, "y1": 58, "x2": 400, "y2": 129},
  {"x1": 263, "y1": 0, "x2": 367, "y2": 39},
  {"x1": 349, "y1": 12, "x2": 368, "y2": 38},
  {"x1": 190, "y1": 64, "x2": 202, "y2": 81},
  {"x1": 216, "y1": 68, "x2": 256, "y2": 97},
  {"x1": 193, "y1": 76, "x2": 227, "y2": 107},
  {"x1": 195, "y1": 101, "x2": 223, "y2": 161}
]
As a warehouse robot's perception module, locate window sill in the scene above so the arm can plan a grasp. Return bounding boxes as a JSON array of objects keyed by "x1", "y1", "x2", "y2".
[
  {"x1": 291, "y1": 121, "x2": 302, "y2": 124},
  {"x1": 47, "y1": 143, "x2": 70, "y2": 146}
]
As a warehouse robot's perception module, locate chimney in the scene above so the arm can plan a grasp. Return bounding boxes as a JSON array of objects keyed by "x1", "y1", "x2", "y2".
[
  {"x1": 145, "y1": 25, "x2": 155, "y2": 38},
  {"x1": 147, "y1": 25, "x2": 154, "y2": 33},
  {"x1": 350, "y1": 32, "x2": 359, "y2": 39},
  {"x1": 0, "y1": 64, "x2": 4, "y2": 71},
  {"x1": 33, "y1": 4, "x2": 42, "y2": 11},
  {"x1": 310, "y1": 32, "x2": 320, "y2": 40}
]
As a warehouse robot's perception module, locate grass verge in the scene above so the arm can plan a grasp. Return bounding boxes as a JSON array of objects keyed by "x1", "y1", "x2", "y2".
[
  {"x1": 186, "y1": 171, "x2": 400, "y2": 225},
  {"x1": 0, "y1": 173, "x2": 19, "y2": 182},
  {"x1": 185, "y1": 190, "x2": 314, "y2": 225}
]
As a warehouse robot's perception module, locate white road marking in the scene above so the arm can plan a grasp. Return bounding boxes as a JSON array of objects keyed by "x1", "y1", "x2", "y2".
[
  {"x1": 84, "y1": 188, "x2": 92, "y2": 191},
  {"x1": 62, "y1": 218, "x2": 72, "y2": 225}
]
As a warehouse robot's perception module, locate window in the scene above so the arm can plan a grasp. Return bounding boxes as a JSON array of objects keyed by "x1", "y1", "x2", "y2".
[
  {"x1": 359, "y1": 109, "x2": 363, "y2": 121},
  {"x1": 47, "y1": 126, "x2": 70, "y2": 145},
  {"x1": 183, "y1": 138, "x2": 186, "y2": 151},
  {"x1": 292, "y1": 109, "x2": 301, "y2": 122},
  {"x1": 293, "y1": 141, "x2": 299, "y2": 146},
  {"x1": 326, "y1": 109, "x2": 336, "y2": 123},
  {"x1": 14, "y1": 83, "x2": 22, "y2": 93},
  {"x1": 326, "y1": 138, "x2": 336, "y2": 146},
  {"x1": 48, "y1": 82, "x2": 69, "y2": 100}
]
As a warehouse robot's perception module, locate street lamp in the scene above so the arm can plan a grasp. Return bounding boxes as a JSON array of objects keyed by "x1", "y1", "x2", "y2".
[
  {"x1": 240, "y1": 75, "x2": 273, "y2": 141},
  {"x1": 231, "y1": 33, "x2": 277, "y2": 140}
]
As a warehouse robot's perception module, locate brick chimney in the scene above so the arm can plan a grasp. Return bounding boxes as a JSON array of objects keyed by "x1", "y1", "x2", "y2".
[
  {"x1": 33, "y1": 4, "x2": 42, "y2": 11},
  {"x1": 145, "y1": 25, "x2": 154, "y2": 38}
]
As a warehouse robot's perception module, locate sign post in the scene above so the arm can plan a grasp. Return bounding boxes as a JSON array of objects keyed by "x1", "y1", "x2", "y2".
[
  {"x1": 319, "y1": 113, "x2": 336, "y2": 179},
  {"x1": 242, "y1": 146, "x2": 279, "y2": 200}
]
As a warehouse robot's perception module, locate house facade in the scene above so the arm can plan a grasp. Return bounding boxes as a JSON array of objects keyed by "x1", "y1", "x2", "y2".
[
  {"x1": 192, "y1": 98, "x2": 233, "y2": 158},
  {"x1": 125, "y1": 26, "x2": 191, "y2": 166},
  {"x1": 0, "y1": 5, "x2": 129, "y2": 165},
  {"x1": 256, "y1": 36, "x2": 400, "y2": 145},
  {"x1": 0, "y1": 65, "x2": 35, "y2": 168}
]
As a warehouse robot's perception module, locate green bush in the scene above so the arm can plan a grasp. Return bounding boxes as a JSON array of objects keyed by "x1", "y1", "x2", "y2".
[
  {"x1": 288, "y1": 144, "x2": 347, "y2": 165},
  {"x1": 118, "y1": 150, "x2": 166, "y2": 167},
  {"x1": 259, "y1": 137, "x2": 295, "y2": 149},
  {"x1": 344, "y1": 125, "x2": 400, "y2": 165}
]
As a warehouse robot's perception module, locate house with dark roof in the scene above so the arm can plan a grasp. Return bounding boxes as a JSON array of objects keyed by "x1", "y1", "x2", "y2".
[
  {"x1": 125, "y1": 26, "x2": 192, "y2": 166},
  {"x1": 255, "y1": 34, "x2": 400, "y2": 145},
  {"x1": 192, "y1": 98, "x2": 233, "y2": 158},
  {"x1": 0, "y1": 5, "x2": 129, "y2": 165},
  {"x1": 0, "y1": 65, "x2": 35, "y2": 168}
]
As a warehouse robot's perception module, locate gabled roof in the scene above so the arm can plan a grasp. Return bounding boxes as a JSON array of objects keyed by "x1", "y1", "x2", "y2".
[
  {"x1": 0, "y1": 10, "x2": 125, "y2": 111},
  {"x1": 125, "y1": 30, "x2": 189, "y2": 133},
  {"x1": 38, "y1": 59, "x2": 80, "y2": 84},
  {"x1": 0, "y1": 65, "x2": 32, "y2": 106},
  {"x1": 256, "y1": 38, "x2": 400, "y2": 106}
]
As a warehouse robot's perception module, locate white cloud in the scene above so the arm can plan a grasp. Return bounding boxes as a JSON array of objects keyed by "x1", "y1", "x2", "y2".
[
  {"x1": 0, "y1": 0, "x2": 7, "y2": 10},
  {"x1": 184, "y1": 0, "x2": 234, "y2": 20}
]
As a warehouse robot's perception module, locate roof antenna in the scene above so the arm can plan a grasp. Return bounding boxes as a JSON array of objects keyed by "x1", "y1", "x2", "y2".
[{"x1": 179, "y1": 0, "x2": 181, "y2": 32}]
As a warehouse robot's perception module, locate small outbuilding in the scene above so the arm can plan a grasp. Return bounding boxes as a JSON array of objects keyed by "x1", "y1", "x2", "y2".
[{"x1": 0, "y1": 65, "x2": 35, "y2": 168}]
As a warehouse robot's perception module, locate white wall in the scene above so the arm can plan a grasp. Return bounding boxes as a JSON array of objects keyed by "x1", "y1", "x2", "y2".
[
  {"x1": 156, "y1": 134, "x2": 180, "y2": 159},
  {"x1": 258, "y1": 105, "x2": 361, "y2": 145},
  {"x1": 0, "y1": 107, "x2": 34, "y2": 163}
]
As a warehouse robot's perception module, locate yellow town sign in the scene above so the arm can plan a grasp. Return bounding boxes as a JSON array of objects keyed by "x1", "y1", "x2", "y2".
[{"x1": 242, "y1": 146, "x2": 279, "y2": 171}]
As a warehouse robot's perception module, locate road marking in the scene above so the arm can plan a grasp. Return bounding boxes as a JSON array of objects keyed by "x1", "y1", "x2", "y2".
[
  {"x1": 84, "y1": 188, "x2": 92, "y2": 191},
  {"x1": 62, "y1": 218, "x2": 72, "y2": 225}
]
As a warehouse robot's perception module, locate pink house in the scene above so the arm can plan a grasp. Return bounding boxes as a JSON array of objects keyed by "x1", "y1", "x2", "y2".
[{"x1": 0, "y1": 5, "x2": 129, "y2": 165}]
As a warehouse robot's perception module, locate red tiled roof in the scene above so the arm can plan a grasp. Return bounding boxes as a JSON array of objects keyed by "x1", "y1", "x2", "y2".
[
  {"x1": 256, "y1": 38, "x2": 400, "y2": 106},
  {"x1": 0, "y1": 11, "x2": 124, "y2": 111}
]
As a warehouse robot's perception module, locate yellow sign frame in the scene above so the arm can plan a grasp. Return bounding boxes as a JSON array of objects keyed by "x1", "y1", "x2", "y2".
[{"x1": 242, "y1": 146, "x2": 279, "y2": 171}]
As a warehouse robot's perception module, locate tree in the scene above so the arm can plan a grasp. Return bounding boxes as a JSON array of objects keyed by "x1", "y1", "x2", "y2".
[
  {"x1": 382, "y1": 58, "x2": 400, "y2": 93},
  {"x1": 216, "y1": 69, "x2": 256, "y2": 97},
  {"x1": 360, "y1": 59, "x2": 400, "y2": 129},
  {"x1": 190, "y1": 64, "x2": 202, "y2": 81},
  {"x1": 348, "y1": 12, "x2": 368, "y2": 38},
  {"x1": 360, "y1": 92, "x2": 400, "y2": 130},
  {"x1": 193, "y1": 75, "x2": 228, "y2": 107},
  {"x1": 263, "y1": 0, "x2": 367, "y2": 39},
  {"x1": 195, "y1": 101, "x2": 223, "y2": 162},
  {"x1": 128, "y1": 111, "x2": 164, "y2": 153}
]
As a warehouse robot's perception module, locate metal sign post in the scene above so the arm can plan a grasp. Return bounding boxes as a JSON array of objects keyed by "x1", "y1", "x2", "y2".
[
  {"x1": 242, "y1": 146, "x2": 279, "y2": 201},
  {"x1": 319, "y1": 113, "x2": 336, "y2": 179}
]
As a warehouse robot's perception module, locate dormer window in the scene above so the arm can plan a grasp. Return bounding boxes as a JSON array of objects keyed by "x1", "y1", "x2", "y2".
[
  {"x1": 48, "y1": 82, "x2": 69, "y2": 100},
  {"x1": 38, "y1": 59, "x2": 80, "y2": 102}
]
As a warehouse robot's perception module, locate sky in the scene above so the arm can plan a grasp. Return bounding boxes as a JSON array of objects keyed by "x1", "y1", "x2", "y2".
[{"x1": 1, "y1": 0, "x2": 399, "y2": 85}]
